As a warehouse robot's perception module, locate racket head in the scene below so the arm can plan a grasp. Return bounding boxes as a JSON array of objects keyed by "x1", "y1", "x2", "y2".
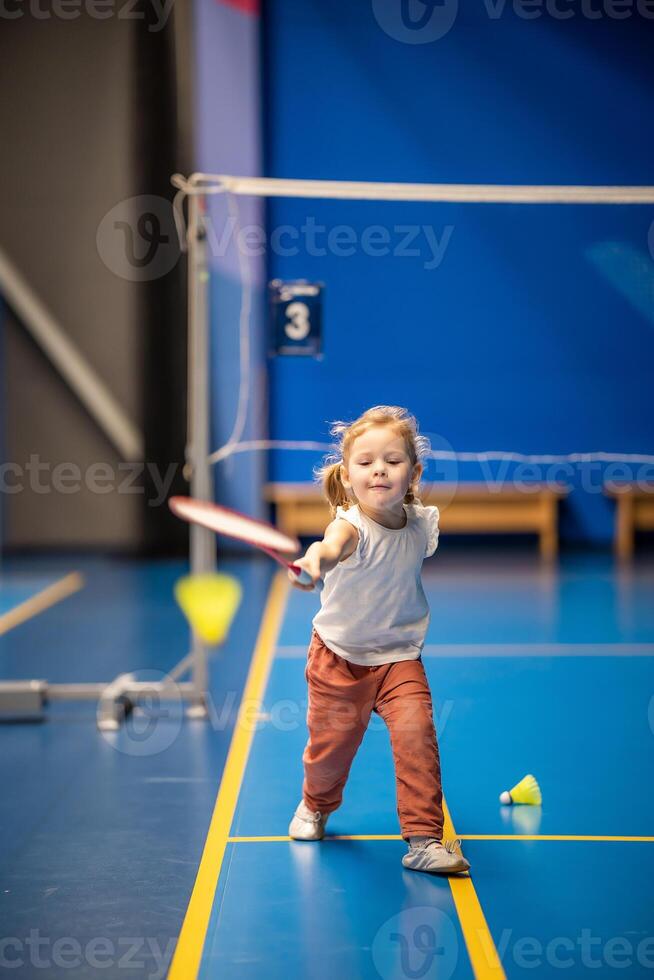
[{"x1": 168, "y1": 496, "x2": 301, "y2": 556}]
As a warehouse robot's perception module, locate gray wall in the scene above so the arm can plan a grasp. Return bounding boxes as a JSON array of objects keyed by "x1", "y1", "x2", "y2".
[
  {"x1": 1, "y1": 14, "x2": 147, "y2": 549},
  {"x1": 0, "y1": 11, "x2": 149, "y2": 549}
]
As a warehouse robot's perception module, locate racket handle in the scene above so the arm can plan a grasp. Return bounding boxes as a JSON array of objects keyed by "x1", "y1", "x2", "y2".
[{"x1": 292, "y1": 565, "x2": 323, "y2": 592}]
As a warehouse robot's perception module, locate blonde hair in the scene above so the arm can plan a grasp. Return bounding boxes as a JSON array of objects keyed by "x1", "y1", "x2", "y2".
[{"x1": 314, "y1": 405, "x2": 430, "y2": 517}]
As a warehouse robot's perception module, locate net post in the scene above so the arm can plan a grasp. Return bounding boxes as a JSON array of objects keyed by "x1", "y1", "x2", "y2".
[{"x1": 186, "y1": 190, "x2": 216, "y2": 717}]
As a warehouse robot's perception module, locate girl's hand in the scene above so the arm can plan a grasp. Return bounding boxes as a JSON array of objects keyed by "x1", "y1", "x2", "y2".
[{"x1": 288, "y1": 550, "x2": 322, "y2": 591}]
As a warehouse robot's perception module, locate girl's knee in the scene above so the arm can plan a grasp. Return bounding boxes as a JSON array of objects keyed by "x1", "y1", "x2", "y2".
[
  {"x1": 391, "y1": 700, "x2": 437, "y2": 741},
  {"x1": 308, "y1": 698, "x2": 373, "y2": 735}
]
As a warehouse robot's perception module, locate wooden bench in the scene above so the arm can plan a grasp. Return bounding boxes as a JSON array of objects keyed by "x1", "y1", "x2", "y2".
[
  {"x1": 264, "y1": 482, "x2": 569, "y2": 559},
  {"x1": 604, "y1": 484, "x2": 654, "y2": 559}
]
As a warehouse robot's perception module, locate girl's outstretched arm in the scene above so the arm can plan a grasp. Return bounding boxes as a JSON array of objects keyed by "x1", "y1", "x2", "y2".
[{"x1": 288, "y1": 519, "x2": 359, "y2": 591}]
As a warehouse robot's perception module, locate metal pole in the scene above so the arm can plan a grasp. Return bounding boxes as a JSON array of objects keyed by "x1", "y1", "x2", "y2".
[{"x1": 186, "y1": 191, "x2": 216, "y2": 717}]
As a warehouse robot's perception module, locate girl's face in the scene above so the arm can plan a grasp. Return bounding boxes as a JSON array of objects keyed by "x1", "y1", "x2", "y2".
[{"x1": 341, "y1": 426, "x2": 421, "y2": 514}]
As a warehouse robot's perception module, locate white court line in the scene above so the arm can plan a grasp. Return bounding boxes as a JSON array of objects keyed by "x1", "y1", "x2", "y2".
[
  {"x1": 423, "y1": 644, "x2": 654, "y2": 657},
  {"x1": 275, "y1": 643, "x2": 654, "y2": 658}
]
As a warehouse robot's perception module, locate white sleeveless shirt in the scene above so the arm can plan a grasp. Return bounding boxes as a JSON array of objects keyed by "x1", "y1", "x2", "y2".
[{"x1": 312, "y1": 500, "x2": 440, "y2": 666}]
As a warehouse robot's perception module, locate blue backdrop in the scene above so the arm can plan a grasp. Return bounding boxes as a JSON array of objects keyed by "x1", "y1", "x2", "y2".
[{"x1": 262, "y1": 0, "x2": 654, "y2": 545}]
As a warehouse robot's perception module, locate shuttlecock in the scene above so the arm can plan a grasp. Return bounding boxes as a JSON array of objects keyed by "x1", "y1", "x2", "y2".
[
  {"x1": 499, "y1": 773, "x2": 542, "y2": 806},
  {"x1": 174, "y1": 573, "x2": 242, "y2": 645}
]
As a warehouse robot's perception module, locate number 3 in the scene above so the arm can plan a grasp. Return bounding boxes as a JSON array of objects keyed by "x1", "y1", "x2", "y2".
[{"x1": 284, "y1": 301, "x2": 311, "y2": 340}]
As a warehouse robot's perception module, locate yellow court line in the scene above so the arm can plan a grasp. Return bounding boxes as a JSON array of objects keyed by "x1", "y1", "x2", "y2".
[
  {"x1": 168, "y1": 570, "x2": 290, "y2": 980},
  {"x1": 228, "y1": 834, "x2": 654, "y2": 843},
  {"x1": 438, "y1": 798, "x2": 506, "y2": 979},
  {"x1": 229, "y1": 835, "x2": 404, "y2": 842},
  {"x1": 0, "y1": 572, "x2": 84, "y2": 635},
  {"x1": 462, "y1": 834, "x2": 654, "y2": 842}
]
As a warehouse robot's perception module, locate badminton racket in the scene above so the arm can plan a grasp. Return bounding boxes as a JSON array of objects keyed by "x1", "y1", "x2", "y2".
[{"x1": 169, "y1": 496, "x2": 322, "y2": 589}]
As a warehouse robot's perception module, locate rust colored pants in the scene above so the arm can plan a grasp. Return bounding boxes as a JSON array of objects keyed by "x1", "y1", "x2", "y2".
[{"x1": 302, "y1": 629, "x2": 444, "y2": 841}]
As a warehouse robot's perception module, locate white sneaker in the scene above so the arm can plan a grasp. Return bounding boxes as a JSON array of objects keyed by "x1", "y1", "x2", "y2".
[
  {"x1": 288, "y1": 799, "x2": 328, "y2": 840},
  {"x1": 402, "y1": 836, "x2": 471, "y2": 875}
]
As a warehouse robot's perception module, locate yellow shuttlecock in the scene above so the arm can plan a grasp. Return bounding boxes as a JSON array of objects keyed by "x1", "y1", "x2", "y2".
[
  {"x1": 174, "y1": 573, "x2": 242, "y2": 645},
  {"x1": 499, "y1": 773, "x2": 542, "y2": 806}
]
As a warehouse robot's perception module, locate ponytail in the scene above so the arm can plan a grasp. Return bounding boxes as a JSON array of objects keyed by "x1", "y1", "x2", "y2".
[{"x1": 319, "y1": 460, "x2": 351, "y2": 518}]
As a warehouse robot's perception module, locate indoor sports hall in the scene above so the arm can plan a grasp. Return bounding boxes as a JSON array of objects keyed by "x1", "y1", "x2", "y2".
[{"x1": 1, "y1": 2, "x2": 653, "y2": 978}]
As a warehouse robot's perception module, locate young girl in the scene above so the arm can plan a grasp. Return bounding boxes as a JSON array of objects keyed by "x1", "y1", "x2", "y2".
[{"x1": 287, "y1": 405, "x2": 470, "y2": 875}]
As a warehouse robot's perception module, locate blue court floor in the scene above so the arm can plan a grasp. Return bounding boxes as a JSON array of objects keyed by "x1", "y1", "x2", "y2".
[{"x1": 1, "y1": 546, "x2": 653, "y2": 978}]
